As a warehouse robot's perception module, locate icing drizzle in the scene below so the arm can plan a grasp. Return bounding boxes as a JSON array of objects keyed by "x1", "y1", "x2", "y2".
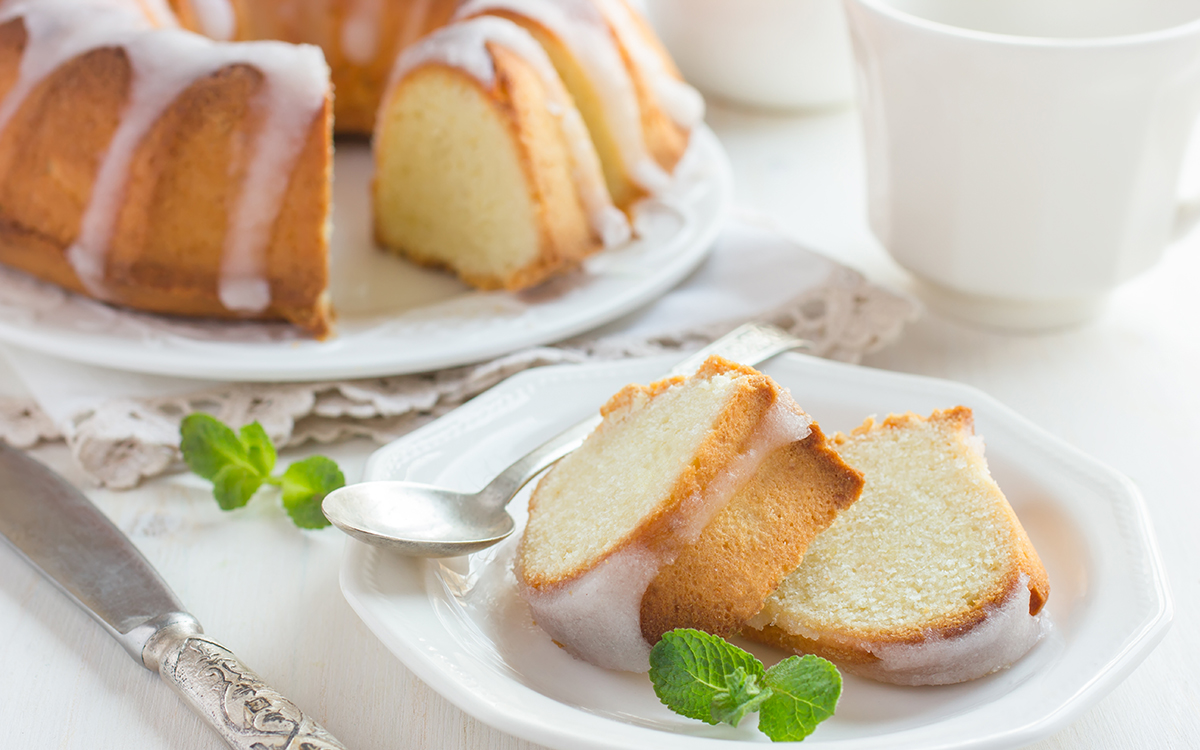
[
  {"x1": 388, "y1": 16, "x2": 630, "y2": 247},
  {"x1": 186, "y1": 0, "x2": 236, "y2": 42},
  {"x1": 0, "y1": 0, "x2": 328, "y2": 312},
  {"x1": 456, "y1": 0, "x2": 667, "y2": 193},
  {"x1": 594, "y1": 0, "x2": 704, "y2": 130}
]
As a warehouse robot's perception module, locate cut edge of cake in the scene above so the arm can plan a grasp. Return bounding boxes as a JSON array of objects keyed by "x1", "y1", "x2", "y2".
[{"x1": 744, "y1": 407, "x2": 1051, "y2": 686}]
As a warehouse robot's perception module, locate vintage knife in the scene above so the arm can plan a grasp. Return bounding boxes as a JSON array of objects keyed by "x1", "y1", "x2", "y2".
[{"x1": 0, "y1": 444, "x2": 347, "y2": 750}]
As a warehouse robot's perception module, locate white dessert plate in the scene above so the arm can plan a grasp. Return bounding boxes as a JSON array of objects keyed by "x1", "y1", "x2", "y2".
[
  {"x1": 340, "y1": 353, "x2": 1172, "y2": 750},
  {"x1": 0, "y1": 128, "x2": 730, "y2": 382}
]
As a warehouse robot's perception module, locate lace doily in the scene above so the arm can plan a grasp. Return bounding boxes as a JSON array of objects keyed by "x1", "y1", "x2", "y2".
[{"x1": 0, "y1": 267, "x2": 913, "y2": 488}]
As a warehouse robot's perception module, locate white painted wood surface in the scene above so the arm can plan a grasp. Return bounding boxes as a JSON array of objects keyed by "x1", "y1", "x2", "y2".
[{"x1": 1, "y1": 101, "x2": 1196, "y2": 748}]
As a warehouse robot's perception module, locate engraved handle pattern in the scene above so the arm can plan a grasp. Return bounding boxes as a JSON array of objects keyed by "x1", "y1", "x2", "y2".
[{"x1": 156, "y1": 633, "x2": 347, "y2": 750}]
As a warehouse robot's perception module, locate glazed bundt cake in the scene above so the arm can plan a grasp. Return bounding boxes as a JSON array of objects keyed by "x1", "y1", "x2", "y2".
[
  {"x1": 0, "y1": 0, "x2": 334, "y2": 335},
  {"x1": 744, "y1": 407, "x2": 1051, "y2": 686},
  {"x1": 517, "y1": 356, "x2": 864, "y2": 672},
  {"x1": 0, "y1": 0, "x2": 702, "y2": 334}
]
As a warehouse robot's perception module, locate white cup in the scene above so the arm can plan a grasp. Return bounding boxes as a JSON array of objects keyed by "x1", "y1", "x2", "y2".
[
  {"x1": 646, "y1": 0, "x2": 855, "y2": 111},
  {"x1": 844, "y1": 0, "x2": 1200, "y2": 330}
]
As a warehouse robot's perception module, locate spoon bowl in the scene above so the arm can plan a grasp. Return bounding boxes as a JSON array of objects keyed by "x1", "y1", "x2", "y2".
[
  {"x1": 323, "y1": 481, "x2": 516, "y2": 557},
  {"x1": 322, "y1": 323, "x2": 809, "y2": 556}
]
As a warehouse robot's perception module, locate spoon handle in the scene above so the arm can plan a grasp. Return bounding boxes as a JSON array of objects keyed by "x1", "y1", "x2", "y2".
[{"x1": 478, "y1": 323, "x2": 809, "y2": 506}]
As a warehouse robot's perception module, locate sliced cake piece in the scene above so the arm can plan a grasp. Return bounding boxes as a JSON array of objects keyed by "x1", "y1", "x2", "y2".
[
  {"x1": 516, "y1": 356, "x2": 864, "y2": 672},
  {"x1": 744, "y1": 407, "x2": 1051, "y2": 686},
  {"x1": 373, "y1": 16, "x2": 630, "y2": 291},
  {"x1": 455, "y1": 0, "x2": 704, "y2": 208}
]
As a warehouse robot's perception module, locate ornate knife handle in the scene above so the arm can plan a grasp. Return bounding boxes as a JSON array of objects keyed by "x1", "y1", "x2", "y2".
[{"x1": 144, "y1": 621, "x2": 347, "y2": 750}]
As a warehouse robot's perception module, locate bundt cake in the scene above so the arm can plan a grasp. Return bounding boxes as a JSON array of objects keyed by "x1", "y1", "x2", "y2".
[
  {"x1": 455, "y1": 0, "x2": 704, "y2": 208},
  {"x1": 372, "y1": 16, "x2": 631, "y2": 290},
  {"x1": 516, "y1": 356, "x2": 864, "y2": 672},
  {"x1": 744, "y1": 407, "x2": 1051, "y2": 686},
  {"x1": 0, "y1": 0, "x2": 334, "y2": 335},
  {"x1": 0, "y1": 0, "x2": 702, "y2": 334}
]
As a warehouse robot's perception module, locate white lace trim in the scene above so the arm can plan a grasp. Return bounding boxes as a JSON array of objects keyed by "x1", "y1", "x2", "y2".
[{"x1": 0, "y1": 262, "x2": 914, "y2": 489}]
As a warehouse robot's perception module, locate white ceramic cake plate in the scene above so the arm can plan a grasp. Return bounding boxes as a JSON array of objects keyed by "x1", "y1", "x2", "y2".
[
  {"x1": 340, "y1": 353, "x2": 1172, "y2": 750},
  {"x1": 0, "y1": 128, "x2": 731, "y2": 382}
]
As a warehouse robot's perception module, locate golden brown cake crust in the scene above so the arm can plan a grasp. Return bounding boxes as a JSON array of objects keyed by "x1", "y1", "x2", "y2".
[
  {"x1": 640, "y1": 420, "x2": 864, "y2": 642},
  {"x1": 0, "y1": 17, "x2": 334, "y2": 336}
]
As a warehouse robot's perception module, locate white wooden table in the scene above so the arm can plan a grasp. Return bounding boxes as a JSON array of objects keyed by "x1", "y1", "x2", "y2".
[{"x1": 1, "y1": 101, "x2": 1196, "y2": 749}]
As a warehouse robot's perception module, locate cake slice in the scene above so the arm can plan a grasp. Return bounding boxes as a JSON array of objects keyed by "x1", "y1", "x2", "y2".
[
  {"x1": 373, "y1": 16, "x2": 630, "y2": 291},
  {"x1": 516, "y1": 356, "x2": 864, "y2": 672},
  {"x1": 744, "y1": 407, "x2": 1051, "y2": 685}
]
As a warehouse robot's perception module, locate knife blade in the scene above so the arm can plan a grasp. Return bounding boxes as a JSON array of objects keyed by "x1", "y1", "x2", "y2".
[{"x1": 0, "y1": 444, "x2": 347, "y2": 750}]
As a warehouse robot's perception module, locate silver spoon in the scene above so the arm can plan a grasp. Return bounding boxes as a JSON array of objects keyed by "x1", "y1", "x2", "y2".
[{"x1": 322, "y1": 323, "x2": 810, "y2": 557}]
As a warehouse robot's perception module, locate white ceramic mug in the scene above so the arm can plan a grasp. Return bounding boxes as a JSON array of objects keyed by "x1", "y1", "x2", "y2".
[
  {"x1": 646, "y1": 0, "x2": 855, "y2": 111},
  {"x1": 844, "y1": 0, "x2": 1200, "y2": 330}
]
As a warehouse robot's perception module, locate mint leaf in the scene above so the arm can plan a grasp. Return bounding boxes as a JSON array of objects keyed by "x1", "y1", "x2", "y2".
[
  {"x1": 211, "y1": 463, "x2": 264, "y2": 510},
  {"x1": 710, "y1": 666, "x2": 773, "y2": 727},
  {"x1": 280, "y1": 456, "x2": 344, "y2": 529},
  {"x1": 180, "y1": 413, "x2": 258, "y2": 482},
  {"x1": 240, "y1": 422, "x2": 277, "y2": 478},
  {"x1": 648, "y1": 628, "x2": 766, "y2": 724},
  {"x1": 759, "y1": 655, "x2": 842, "y2": 742},
  {"x1": 649, "y1": 630, "x2": 842, "y2": 742},
  {"x1": 180, "y1": 413, "x2": 346, "y2": 530}
]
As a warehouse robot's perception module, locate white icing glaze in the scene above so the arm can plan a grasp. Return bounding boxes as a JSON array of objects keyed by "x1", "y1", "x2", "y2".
[
  {"x1": 0, "y1": 0, "x2": 328, "y2": 312},
  {"x1": 593, "y1": 0, "x2": 703, "y2": 129},
  {"x1": 131, "y1": 0, "x2": 178, "y2": 29},
  {"x1": 521, "y1": 393, "x2": 813, "y2": 672},
  {"x1": 341, "y1": 0, "x2": 383, "y2": 65},
  {"x1": 866, "y1": 575, "x2": 1051, "y2": 685},
  {"x1": 386, "y1": 16, "x2": 630, "y2": 247},
  {"x1": 455, "y1": 0, "x2": 671, "y2": 194},
  {"x1": 186, "y1": 0, "x2": 236, "y2": 42},
  {"x1": 217, "y1": 40, "x2": 328, "y2": 311}
]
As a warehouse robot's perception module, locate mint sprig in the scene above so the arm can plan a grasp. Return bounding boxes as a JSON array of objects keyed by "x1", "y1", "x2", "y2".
[
  {"x1": 649, "y1": 629, "x2": 841, "y2": 742},
  {"x1": 180, "y1": 413, "x2": 345, "y2": 529}
]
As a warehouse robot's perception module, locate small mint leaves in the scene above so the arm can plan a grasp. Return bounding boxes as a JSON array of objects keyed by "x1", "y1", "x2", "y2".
[
  {"x1": 180, "y1": 413, "x2": 344, "y2": 529},
  {"x1": 711, "y1": 666, "x2": 772, "y2": 727},
  {"x1": 649, "y1": 629, "x2": 841, "y2": 742}
]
